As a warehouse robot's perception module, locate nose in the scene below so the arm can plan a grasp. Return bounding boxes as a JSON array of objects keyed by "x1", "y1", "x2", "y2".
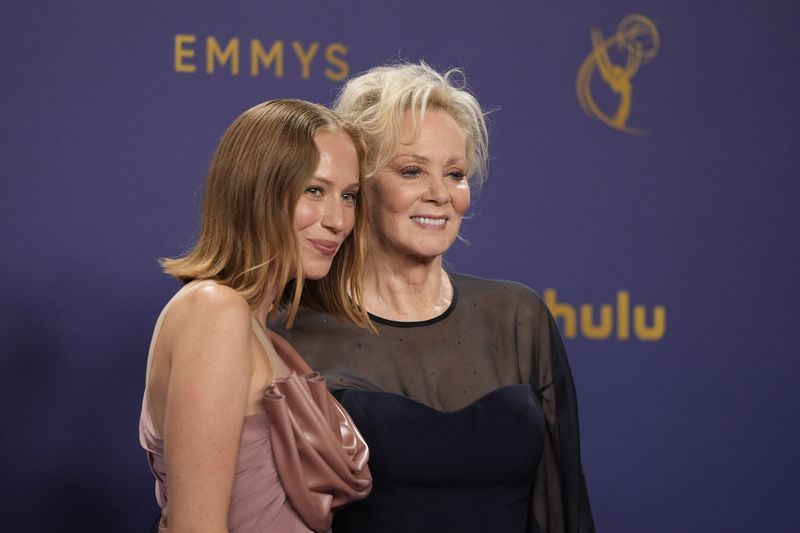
[
  {"x1": 423, "y1": 175, "x2": 450, "y2": 205},
  {"x1": 320, "y1": 197, "x2": 346, "y2": 233}
]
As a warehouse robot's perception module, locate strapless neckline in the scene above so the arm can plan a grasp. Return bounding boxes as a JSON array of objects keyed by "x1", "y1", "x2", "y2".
[{"x1": 336, "y1": 382, "x2": 536, "y2": 415}]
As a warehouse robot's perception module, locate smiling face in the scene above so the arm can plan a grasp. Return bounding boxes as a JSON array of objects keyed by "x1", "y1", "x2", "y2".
[
  {"x1": 294, "y1": 130, "x2": 361, "y2": 280},
  {"x1": 367, "y1": 109, "x2": 470, "y2": 264}
]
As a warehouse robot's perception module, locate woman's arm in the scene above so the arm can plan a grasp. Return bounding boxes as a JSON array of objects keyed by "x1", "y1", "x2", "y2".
[
  {"x1": 161, "y1": 284, "x2": 255, "y2": 533},
  {"x1": 519, "y1": 293, "x2": 595, "y2": 533}
]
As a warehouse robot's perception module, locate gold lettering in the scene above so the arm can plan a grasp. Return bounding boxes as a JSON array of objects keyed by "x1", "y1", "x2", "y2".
[
  {"x1": 174, "y1": 34, "x2": 197, "y2": 73},
  {"x1": 324, "y1": 43, "x2": 349, "y2": 81},
  {"x1": 616, "y1": 290, "x2": 630, "y2": 340},
  {"x1": 251, "y1": 39, "x2": 284, "y2": 77},
  {"x1": 292, "y1": 41, "x2": 319, "y2": 79},
  {"x1": 544, "y1": 289, "x2": 576, "y2": 339},
  {"x1": 580, "y1": 304, "x2": 613, "y2": 339},
  {"x1": 634, "y1": 305, "x2": 666, "y2": 340},
  {"x1": 206, "y1": 37, "x2": 240, "y2": 75},
  {"x1": 544, "y1": 288, "x2": 665, "y2": 342}
]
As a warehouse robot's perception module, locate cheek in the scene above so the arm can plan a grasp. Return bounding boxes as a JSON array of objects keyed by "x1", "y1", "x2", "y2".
[
  {"x1": 344, "y1": 205, "x2": 356, "y2": 233},
  {"x1": 451, "y1": 185, "x2": 471, "y2": 216},
  {"x1": 294, "y1": 199, "x2": 318, "y2": 230},
  {"x1": 366, "y1": 183, "x2": 394, "y2": 226},
  {"x1": 370, "y1": 176, "x2": 413, "y2": 212}
]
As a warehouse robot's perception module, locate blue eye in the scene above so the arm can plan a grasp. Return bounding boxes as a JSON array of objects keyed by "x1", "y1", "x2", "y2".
[
  {"x1": 400, "y1": 166, "x2": 423, "y2": 179},
  {"x1": 447, "y1": 170, "x2": 466, "y2": 181},
  {"x1": 342, "y1": 191, "x2": 358, "y2": 203},
  {"x1": 305, "y1": 186, "x2": 323, "y2": 196}
]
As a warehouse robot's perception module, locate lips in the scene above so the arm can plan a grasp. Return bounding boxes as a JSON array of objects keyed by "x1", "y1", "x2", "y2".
[{"x1": 308, "y1": 239, "x2": 340, "y2": 256}]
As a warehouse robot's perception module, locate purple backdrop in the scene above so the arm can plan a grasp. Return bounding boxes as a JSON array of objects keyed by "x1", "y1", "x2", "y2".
[{"x1": 2, "y1": 0, "x2": 799, "y2": 531}]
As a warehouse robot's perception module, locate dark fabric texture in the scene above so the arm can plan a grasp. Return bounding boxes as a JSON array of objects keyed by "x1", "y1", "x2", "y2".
[{"x1": 273, "y1": 272, "x2": 595, "y2": 533}]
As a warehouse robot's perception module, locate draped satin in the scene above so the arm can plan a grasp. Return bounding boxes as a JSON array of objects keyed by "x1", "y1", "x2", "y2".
[{"x1": 139, "y1": 393, "x2": 313, "y2": 532}]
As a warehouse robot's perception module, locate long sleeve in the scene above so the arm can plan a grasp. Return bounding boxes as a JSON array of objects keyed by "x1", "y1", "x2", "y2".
[{"x1": 525, "y1": 304, "x2": 595, "y2": 533}]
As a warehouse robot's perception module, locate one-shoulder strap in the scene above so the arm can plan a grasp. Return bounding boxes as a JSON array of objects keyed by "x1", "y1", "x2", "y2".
[
  {"x1": 144, "y1": 301, "x2": 172, "y2": 385},
  {"x1": 143, "y1": 289, "x2": 185, "y2": 437},
  {"x1": 250, "y1": 316, "x2": 295, "y2": 378},
  {"x1": 259, "y1": 323, "x2": 314, "y2": 375}
]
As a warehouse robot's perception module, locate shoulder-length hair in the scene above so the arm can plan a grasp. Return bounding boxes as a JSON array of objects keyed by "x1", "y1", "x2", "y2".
[
  {"x1": 161, "y1": 99, "x2": 371, "y2": 329},
  {"x1": 333, "y1": 61, "x2": 489, "y2": 188}
]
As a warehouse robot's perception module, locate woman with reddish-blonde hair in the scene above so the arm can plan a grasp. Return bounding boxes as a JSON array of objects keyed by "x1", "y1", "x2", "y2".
[{"x1": 140, "y1": 99, "x2": 372, "y2": 533}]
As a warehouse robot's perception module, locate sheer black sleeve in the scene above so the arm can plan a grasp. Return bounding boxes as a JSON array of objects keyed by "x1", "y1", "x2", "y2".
[{"x1": 519, "y1": 297, "x2": 595, "y2": 533}]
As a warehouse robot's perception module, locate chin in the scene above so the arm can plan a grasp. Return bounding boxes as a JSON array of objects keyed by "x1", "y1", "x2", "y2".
[
  {"x1": 405, "y1": 249, "x2": 449, "y2": 262},
  {"x1": 407, "y1": 240, "x2": 455, "y2": 259},
  {"x1": 302, "y1": 262, "x2": 334, "y2": 281}
]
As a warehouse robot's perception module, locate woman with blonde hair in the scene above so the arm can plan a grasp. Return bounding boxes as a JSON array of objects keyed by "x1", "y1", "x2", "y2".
[
  {"x1": 277, "y1": 64, "x2": 595, "y2": 532},
  {"x1": 139, "y1": 99, "x2": 372, "y2": 533}
]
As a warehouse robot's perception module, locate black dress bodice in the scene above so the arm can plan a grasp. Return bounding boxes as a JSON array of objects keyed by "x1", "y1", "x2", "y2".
[{"x1": 333, "y1": 385, "x2": 543, "y2": 532}]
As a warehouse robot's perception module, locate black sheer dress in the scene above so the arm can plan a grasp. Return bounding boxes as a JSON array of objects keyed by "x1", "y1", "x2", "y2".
[{"x1": 274, "y1": 272, "x2": 594, "y2": 533}]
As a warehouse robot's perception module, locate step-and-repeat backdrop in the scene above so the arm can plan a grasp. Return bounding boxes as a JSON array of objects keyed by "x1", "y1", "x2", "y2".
[{"x1": 2, "y1": 1, "x2": 798, "y2": 530}]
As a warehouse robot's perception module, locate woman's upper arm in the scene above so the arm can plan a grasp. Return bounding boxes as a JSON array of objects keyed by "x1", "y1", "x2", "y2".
[{"x1": 162, "y1": 284, "x2": 254, "y2": 532}]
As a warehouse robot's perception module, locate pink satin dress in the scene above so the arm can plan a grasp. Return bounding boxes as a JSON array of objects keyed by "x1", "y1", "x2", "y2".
[{"x1": 139, "y1": 313, "x2": 316, "y2": 533}]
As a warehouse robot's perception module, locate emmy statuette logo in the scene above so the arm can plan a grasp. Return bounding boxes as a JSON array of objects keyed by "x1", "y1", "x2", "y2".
[{"x1": 576, "y1": 14, "x2": 660, "y2": 135}]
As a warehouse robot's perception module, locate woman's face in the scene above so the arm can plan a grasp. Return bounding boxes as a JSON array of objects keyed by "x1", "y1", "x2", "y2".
[
  {"x1": 368, "y1": 109, "x2": 470, "y2": 263},
  {"x1": 294, "y1": 131, "x2": 361, "y2": 279}
]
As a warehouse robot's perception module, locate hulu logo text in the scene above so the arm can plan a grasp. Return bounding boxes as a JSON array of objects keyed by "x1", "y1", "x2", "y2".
[{"x1": 544, "y1": 289, "x2": 666, "y2": 341}]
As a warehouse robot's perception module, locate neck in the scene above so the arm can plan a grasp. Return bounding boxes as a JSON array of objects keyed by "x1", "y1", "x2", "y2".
[
  {"x1": 252, "y1": 287, "x2": 280, "y2": 328},
  {"x1": 364, "y1": 250, "x2": 452, "y2": 322}
]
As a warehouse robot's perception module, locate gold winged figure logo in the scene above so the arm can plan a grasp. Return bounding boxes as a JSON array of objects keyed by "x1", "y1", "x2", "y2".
[{"x1": 576, "y1": 14, "x2": 660, "y2": 134}]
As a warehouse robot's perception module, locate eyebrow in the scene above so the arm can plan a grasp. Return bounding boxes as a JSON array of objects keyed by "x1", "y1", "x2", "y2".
[
  {"x1": 393, "y1": 153, "x2": 467, "y2": 166},
  {"x1": 310, "y1": 176, "x2": 360, "y2": 190}
]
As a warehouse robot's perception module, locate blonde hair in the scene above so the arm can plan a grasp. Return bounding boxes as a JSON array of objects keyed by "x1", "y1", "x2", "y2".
[
  {"x1": 161, "y1": 99, "x2": 371, "y2": 329},
  {"x1": 334, "y1": 61, "x2": 489, "y2": 187}
]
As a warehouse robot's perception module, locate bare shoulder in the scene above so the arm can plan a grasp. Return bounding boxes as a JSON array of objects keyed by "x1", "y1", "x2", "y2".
[
  {"x1": 161, "y1": 281, "x2": 253, "y2": 356},
  {"x1": 171, "y1": 280, "x2": 250, "y2": 320}
]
